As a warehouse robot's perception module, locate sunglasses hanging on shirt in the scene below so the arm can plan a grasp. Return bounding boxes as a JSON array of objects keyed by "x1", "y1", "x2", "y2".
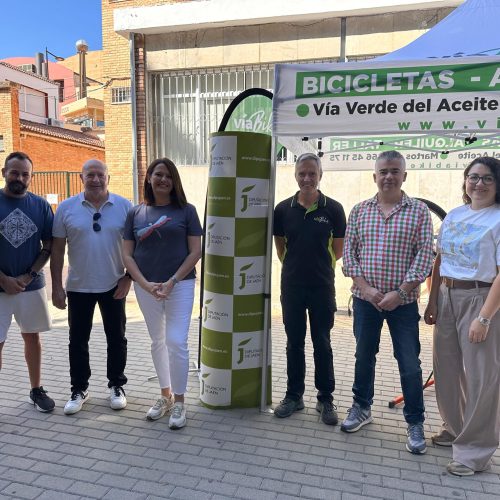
[{"x1": 93, "y1": 212, "x2": 102, "y2": 232}]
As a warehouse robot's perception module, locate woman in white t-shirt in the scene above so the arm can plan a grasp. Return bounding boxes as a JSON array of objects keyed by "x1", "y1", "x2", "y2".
[{"x1": 424, "y1": 156, "x2": 500, "y2": 476}]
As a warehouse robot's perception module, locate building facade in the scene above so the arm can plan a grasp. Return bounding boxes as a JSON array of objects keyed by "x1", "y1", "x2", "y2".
[
  {"x1": 103, "y1": 0, "x2": 462, "y2": 200},
  {"x1": 103, "y1": 0, "x2": 466, "y2": 307},
  {"x1": 0, "y1": 64, "x2": 104, "y2": 203}
]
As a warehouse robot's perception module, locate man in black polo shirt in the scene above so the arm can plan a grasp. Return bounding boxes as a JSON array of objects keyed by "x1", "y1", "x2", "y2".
[{"x1": 273, "y1": 153, "x2": 346, "y2": 425}]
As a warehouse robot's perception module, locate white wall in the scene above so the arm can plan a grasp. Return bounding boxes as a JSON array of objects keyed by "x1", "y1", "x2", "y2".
[{"x1": 0, "y1": 64, "x2": 59, "y2": 123}]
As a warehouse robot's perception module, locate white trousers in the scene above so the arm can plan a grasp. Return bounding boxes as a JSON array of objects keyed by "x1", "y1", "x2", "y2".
[{"x1": 135, "y1": 280, "x2": 195, "y2": 394}]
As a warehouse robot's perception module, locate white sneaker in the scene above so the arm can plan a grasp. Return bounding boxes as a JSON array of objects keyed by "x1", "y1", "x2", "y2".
[
  {"x1": 64, "y1": 390, "x2": 90, "y2": 415},
  {"x1": 146, "y1": 394, "x2": 174, "y2": 421},
  {"x1": 110, "y1": 386, "x2": 127, "y2": 410},
  {"x1": 169, "y1": 402, "x2": 186, "y2": 430}
]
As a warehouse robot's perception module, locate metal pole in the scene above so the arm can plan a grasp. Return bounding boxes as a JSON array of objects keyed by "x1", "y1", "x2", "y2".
[
  {"x1": 260, "y1": 135, "x2": 278, "y2": 413},
  {"x1": 65, "y1": 172, "x2": 70, "y2": 199},
  {"x1": 129, "y1": 33, "x2": 139, "y2": 204},
  {"x1": 340, "y1": 17, "x2": 347, "y2": 63},
  {"x1": 79, "y1": 51, "x2": 87, "y2": 98}
]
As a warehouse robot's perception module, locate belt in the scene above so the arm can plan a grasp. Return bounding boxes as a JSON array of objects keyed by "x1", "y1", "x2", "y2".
[{"x1": 441, "y1": 277, "x2": 491, "y2": 289}]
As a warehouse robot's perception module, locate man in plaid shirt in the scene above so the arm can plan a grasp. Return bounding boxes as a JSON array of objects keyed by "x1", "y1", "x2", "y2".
[{"x1": 342, "y1": 150, "x2": 433, "y2": 455}]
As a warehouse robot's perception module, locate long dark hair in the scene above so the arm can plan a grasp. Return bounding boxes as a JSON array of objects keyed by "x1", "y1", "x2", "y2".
[
  {"x1": 143, "y1": 158, "x2": 187, "y2": 207},
  {"x1": 462, "y1": 156, "x2": 500, "y2": 204}
]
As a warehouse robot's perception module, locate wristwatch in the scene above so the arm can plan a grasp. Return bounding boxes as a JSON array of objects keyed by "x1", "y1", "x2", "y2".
[
  {"x1": 27, "y1": 268, "x2": 38, "y2": 279},
  {"x1": 170, "y1": 275, "x2": 179, "y2": 285},
  {"x1": 397, "y1": 288, "x2": 408, "y2": 301},
  {"x1": 477, "y1": 315, "x2": 491, "y2": 327}
]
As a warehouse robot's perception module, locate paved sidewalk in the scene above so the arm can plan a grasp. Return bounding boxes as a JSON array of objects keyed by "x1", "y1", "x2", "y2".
[{"x1": 0, "y1": 294, "x2": 499, "y2": 500}]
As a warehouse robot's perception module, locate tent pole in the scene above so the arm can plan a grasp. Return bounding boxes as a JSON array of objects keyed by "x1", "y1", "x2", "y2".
[
  {"x1": 260, "y1": 136, "x2": 278, "y2": 413},
  {"x1": 340, "y1": 17, "x2": 347, "y2": 62}
]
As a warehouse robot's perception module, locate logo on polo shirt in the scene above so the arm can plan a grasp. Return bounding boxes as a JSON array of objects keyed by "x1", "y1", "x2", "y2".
[{"x1": 314, "y1": 216, "x2": 329, "y2": 224}]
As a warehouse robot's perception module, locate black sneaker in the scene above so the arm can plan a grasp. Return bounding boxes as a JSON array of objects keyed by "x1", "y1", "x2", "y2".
[
  {"x1": 316, "y1": 400, "x2": 338, "y2": 425},
  {"x1": 274, "y1": 397, "x2": 304, "y2": 418},
  {"x1": 29, "y1": 386, "x2": 55, "y2": 412}
]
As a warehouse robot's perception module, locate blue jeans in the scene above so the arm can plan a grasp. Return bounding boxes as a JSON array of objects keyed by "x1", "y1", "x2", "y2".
[{"x1": 352, "y1": 297, "x2": 425, "y2": 424}]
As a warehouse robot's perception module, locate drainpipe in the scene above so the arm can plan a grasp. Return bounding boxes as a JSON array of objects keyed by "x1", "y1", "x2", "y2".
[{"x1": 129, "y1": 33, "x2": 139, "y2": 204}]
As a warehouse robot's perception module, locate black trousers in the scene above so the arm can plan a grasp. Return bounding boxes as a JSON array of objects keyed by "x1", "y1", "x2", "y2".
[
  {"x1": 280, "y1": 285, "x2": 335, "y2": 403},
  {"x1": 67, "y1": 287, "x2": 127, "y2": 392}
]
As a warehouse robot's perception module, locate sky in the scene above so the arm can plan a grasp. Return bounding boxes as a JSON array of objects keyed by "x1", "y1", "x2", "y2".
[{"x1": 0, "y1": 1, "x2": 102, "y2": 60}]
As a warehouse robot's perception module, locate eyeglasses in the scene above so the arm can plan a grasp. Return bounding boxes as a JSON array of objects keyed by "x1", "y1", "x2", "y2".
[
  {"x1": 466, "y1": 174, "x2": 495, "y2": 185},
  {"x1": 93, "y1": 212, "x2": 102, "y2": 232}
]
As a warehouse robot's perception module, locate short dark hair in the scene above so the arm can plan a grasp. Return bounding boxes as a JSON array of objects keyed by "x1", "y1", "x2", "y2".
[
  {"x1": 143, "y1": 158, "x2": 187, "y2": 207},
  {"x1": 462, "y1": 156, "x2": 500, "y2": 205},
  {"x1": 376, "y1": 150, "x2": 406, "y2": 169},
  {"x1": 4, "y1": 151, "x2": 33, "y2": 169}
]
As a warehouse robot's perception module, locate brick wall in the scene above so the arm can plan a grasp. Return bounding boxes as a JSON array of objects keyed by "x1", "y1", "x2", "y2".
[
  {"x1": 1, "y1": 81, "x2": 104, "y2": 174},
  {"x1": 20, "y1": 132, "x2": 104, "y2": 171},
  {"x1": 0, "y1": 82, "x2": 20, "y2": 166},
  {"x1": 102, "y1": 0, "x2": 183, "y2": 200}
]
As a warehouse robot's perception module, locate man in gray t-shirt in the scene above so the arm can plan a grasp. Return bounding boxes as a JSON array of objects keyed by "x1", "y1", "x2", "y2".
[{"x1": 51, "y1": 159, "x2": 132, "y2": 415}]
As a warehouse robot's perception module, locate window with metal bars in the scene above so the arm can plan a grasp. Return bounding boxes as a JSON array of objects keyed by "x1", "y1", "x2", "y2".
[
  {"x1": 148, "y1": 58, "x2": 379, "y2": 166},
  {"x1": 111, "y1": 86, "x2": 131, "y2": 104},
  {"x1": 149, "y1": 65, "x2": 278, "y2": 166}
]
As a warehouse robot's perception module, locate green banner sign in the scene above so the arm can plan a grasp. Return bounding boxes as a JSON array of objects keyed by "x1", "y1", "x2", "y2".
[{"x1": 200, "y1": 131, "x2": 272, "y2": 409}]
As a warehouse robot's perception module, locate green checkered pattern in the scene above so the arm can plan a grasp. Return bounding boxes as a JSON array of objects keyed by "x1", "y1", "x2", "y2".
[{"x1": 200, "y1": 132, "x2": 272, "y2": 408}]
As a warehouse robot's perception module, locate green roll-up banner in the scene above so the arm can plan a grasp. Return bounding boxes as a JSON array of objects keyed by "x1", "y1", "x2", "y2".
[{"x1": 200, "y1": 131, "x2": 272, "y2": 408}]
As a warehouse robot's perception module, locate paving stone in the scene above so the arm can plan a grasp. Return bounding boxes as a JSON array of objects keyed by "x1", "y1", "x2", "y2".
[
  {"x1": 235, "y1": 485, "x2": 277, "y2": 499},
  {"x1": 102, "y1": 489, "x2": 148, "y2": 500},
  {"x1": 422, "y1": 484, "x2": 467, "y2": 499},
  {"x1": 300, "y1": 484, "x2": 342, "y2": 499},
  {"x1": 1, "y1": 307, "x2": 498, "y2": 499},
  {"x1": 1, "y1": 482, "x2": 41, "y2": 499},
  {"x1": 169, "y1": 486, "x2": 212, "y2": 499}
]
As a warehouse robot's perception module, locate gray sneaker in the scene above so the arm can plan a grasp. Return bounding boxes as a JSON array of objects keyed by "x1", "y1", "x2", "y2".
[
  {"x1": 274, "y1": 397, "x2": 304, "y2": 418},
  {"x1": 341, "y1": 402, "x2": 373, "y2": 432},
  {"x1": 406, "y1": 423, "x2": 427, "y2": 454},
  {"x1": 431, "y1": 429, "x2": 454, "y2": 447},
  {"x1": 316, "y1": 401, "x2": 338, "y2": 425},
  {"x1": 147, "y1": 394, "x2": 174, "y2": 421},
  {"x1": 168, "y1": 402, "x2": 187, "y2": 430}
]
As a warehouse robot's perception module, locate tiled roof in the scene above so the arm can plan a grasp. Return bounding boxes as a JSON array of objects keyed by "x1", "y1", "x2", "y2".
[
  {"x1": 20, "y1": 119, "x2": 104, "y2": 148},
  {"x1": 0, "y1": 61, "x2": 56, "y2": 85}
]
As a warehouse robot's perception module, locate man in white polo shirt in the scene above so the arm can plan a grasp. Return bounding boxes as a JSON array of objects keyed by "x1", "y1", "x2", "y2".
[{"x1": 51, "y1": 159, "x2": 132, "y2": 415}]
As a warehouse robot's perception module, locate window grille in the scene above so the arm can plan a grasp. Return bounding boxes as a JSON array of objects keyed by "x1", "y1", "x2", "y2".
[
  {"x1": 111, "y1": 86, "x2": 131, "y2": 104},
  {"x1": 19, "y1": 64, "x2": 36, "y2": 73},
  {"x1": 149, "y1": 59, "x2": 381, "y2": 166}
]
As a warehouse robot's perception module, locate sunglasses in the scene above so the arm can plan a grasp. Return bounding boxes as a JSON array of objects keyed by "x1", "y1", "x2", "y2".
[{"x1": 93, "y1": 212, "x2": 102, "y2": 232}]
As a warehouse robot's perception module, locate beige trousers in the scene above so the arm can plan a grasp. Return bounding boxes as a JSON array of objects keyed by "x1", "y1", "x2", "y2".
[{"x1": 433, "y1": 283, "x2": 500, "y2": 471}]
